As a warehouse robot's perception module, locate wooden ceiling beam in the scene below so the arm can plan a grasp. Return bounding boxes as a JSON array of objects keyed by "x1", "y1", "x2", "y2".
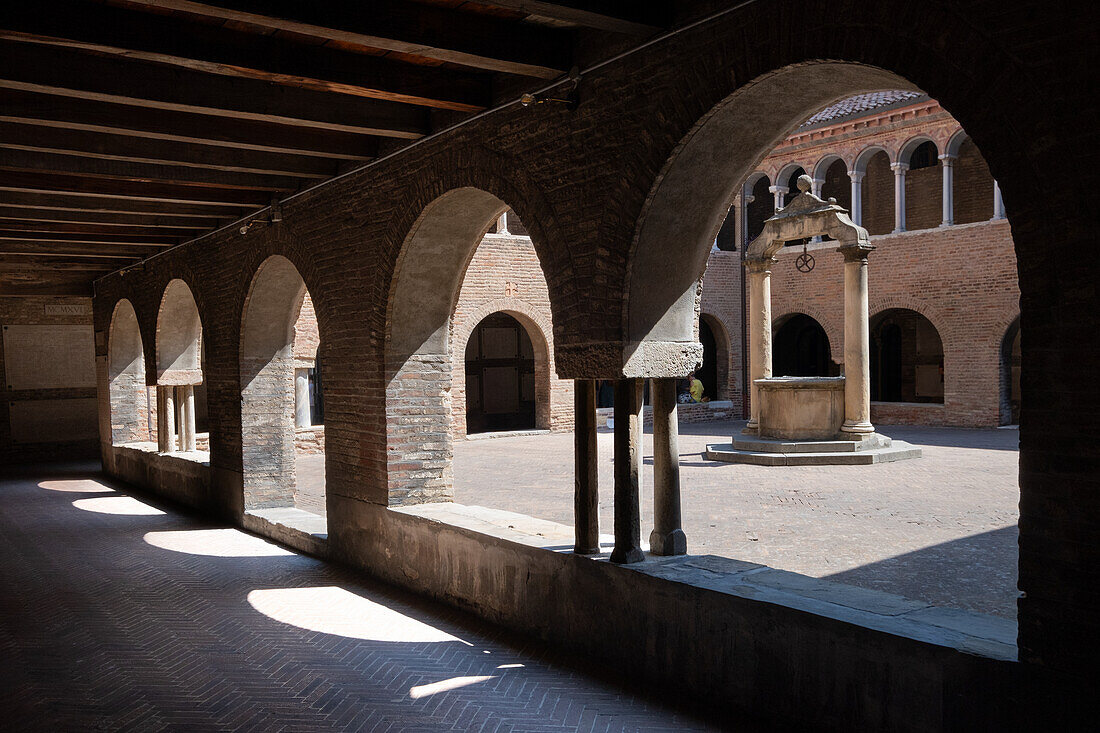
[
  {"x1": 0, "y1": 205, "x2": 220, "y2": 228},
  {"x1": 1, "y1": 3, "x2": 491, "y2": 112},
  {"x1": 0, "y1": 241, "x2": 159, "y2": 258},
  {"x1": 0, "y1": 231, "x2": 179, "y2": 246},
  {"x1": 0, "y1": 122, "x2": 337, "y2": 178},
  {"x1": 468, "y1": 1, "x2": 664, "y2": 36},
  {"x1": 0, "y1": 171, "x2": 272, "y2": 207},
  {"x1": 0, "y1": 220, "x2": 200, "y2": 237},
  {"x1": 119, "y1": 0, "x2": 570, "y2": 78},
  {"x1": 0, "y1": 190, "x2": 251, "y2": 217},
  {"x1": 0, "y1": 42, "x2": 429, "y2": 139},
  {"x1": 0, "y1": 255, "x2": 124, "y2": 270},
  {"x1": 0, "y1": 89, "x2": 379, "y2": 160},
  {"x1": 0, "y1": 148, "x2": 306, "y2": 192}
]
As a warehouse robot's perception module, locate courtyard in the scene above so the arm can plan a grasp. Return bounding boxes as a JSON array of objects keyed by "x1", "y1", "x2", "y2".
[{"x1": 296, "y1": 420, "x2": 1019, "y2": 620}]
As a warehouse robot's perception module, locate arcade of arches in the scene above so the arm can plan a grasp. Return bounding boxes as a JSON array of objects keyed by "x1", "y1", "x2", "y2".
[{"x1": 2, "y1": 6, "x2": 1088, "y2": 729}]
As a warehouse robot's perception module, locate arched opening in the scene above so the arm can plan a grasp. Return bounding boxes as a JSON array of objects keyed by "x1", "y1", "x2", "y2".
[
  {"x1": 746, "y1": 174, "x2": 772, "y2": 244},
  {"x1": 240, "y1": 256, "x2": 325, "y2": 518},
  {"x1": 1001, "y1": 317, "x2": 1022, "y2": 425},
  {"x1": 696, "y1": 315, "x2": 726, "y2": 401},
  {"x1": 155, "y1": 279, "x2": 206, "y2": 454},
  {"x1": 860, "y1": 149, "x2": 894, "y2": 236},
  {"x1": 626, "y1": 66, "x2": 1018, "y2": 620},
  {"x1": 107, "y1": 299, "x2": 151, "y2": 445},
  {"x1": 954, "y1": 137, "x2": 996, "y2": 224},
  {"x1": 900, "y1": 138, "x2": 941, "y2": 231},
  {"x1": 773, "y1": 313, "x2": 833, "y2": 377},
  {"x1": 820, "y1": 157, "x2": 851, "y2": 210},
  {"x1": 463, "y1": 312, "x2": 537, "y2": 434},
  {"x1": 870, "y1": 309, "x2": 944, "y2": 403}
]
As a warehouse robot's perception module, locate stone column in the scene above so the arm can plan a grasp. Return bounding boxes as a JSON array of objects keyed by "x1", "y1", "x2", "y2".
[
  {"x1": 840, "y1": 246, "x2": 875, "y2": 436},
  {"x1": 157, "y1": 385, "x2": 176, "y2": 453},
  {"x1": 649, "y1": 378, "x2": 686, "y2": 556},
  {"x1": 810, "y1": 177, "x2": 826, "y2": 242},
  {"x1": 295, "y1": 368, "x2": 311, "y2": 427},
  {"x1": 497, "y1": 211, "x2": 509, "y2": 235},
  {"x1": 890, "y1": 162, "x2": 909, "y2": 233},
  {"x1": 741, "y1": 193, "x2": 754, "y2": 249},
  {"x1": 768, "y1": 185, "x2": 788, "y2": 211},
  {"x1": 611, "y1": 378, "x2": 644, "y2": 564},
  {"x1": 992, "y1": 180, "x2": 1005, "y2": 220},
  {"x1": 938, "y1": 154, "x2": 956, "y2": 226},
  {"x1": 848, "y1": 170, "x2": 864, "y2": 226},
  {"x1": 177, "y1": 384, "x2": 196, "y2": 452},
  {"x1": 573, "y1": 379, "x2": 600, "y2": 554},
  {"x1": 744, "y1": 258, "x2": 774, "y2": 433}
]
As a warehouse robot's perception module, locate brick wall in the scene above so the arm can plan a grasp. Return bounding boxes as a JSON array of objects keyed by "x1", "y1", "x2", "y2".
[
  {"x1": 449, "y1": 234, "x2": 573, "y2": 439},
  {"x1": 1, "y1": 297, "x2": 99, "y2": 463}
]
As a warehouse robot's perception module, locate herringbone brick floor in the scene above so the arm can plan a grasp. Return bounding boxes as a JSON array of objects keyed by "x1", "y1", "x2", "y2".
[{"x1": 0, "y1": 464, "x2": 725, "y2": 732}]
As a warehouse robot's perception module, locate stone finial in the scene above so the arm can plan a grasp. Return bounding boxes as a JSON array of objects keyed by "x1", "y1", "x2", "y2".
[{"x1": 797, "y1": 174, "x2": 813, "y2": 193}]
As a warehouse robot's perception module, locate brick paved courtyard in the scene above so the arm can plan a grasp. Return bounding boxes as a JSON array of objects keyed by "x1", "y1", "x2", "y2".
[
  {"x1": 297, "y1": 420, "x2": 1019, "y2": 619},
  {"x1": 0, "y1": 464, "x2": 723, "y2": 732}
]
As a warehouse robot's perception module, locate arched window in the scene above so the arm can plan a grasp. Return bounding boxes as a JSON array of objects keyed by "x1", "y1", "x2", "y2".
[
  {"x1": 697, "y1": 317, "x2": 719, "y2": 400},
  {"x1": 464, "y1": 313, "x2": 536, "y2": 434},
  {"x1": 746, "y1": 175, "x2": 772, "y2": 243},
  {"x1": 870, "y1": 309, "x2": 944, "y2": 403},
  {"x1": 908, "y1": 140, "x2": 938, "y2": 170},
  {"x1": 773, "y1": 314, "x2": 833, "y2": 377}
]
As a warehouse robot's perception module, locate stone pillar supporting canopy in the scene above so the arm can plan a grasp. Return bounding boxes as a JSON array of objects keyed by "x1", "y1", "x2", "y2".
[
  {"x1": 573, "y1": 379, "x2": 600, "y2": 555},
  {"x1": 890, "y1": 162, "x2": 909, "y2": 233},
  {"x1": 649, "y1": 378, "x2": 686, "y2": 556},
  {"x1": 744, "y1": 257, "x2": 774, "y2": 433},
  {"x1": 768, "y1": 185, "x2": 788, "y2": 212},
  {"x1": 839, "y1": 245, "x2": 875, "y2": 435},
  {"x1": 938, "y1": 154, "x2": 956, "y2": 226},
  {"x1": 611, "y1": 378, "x2": 644, "y2": 564},
  {"x1": 177, "y1": 384, "x2": 196, "y2": 451}
]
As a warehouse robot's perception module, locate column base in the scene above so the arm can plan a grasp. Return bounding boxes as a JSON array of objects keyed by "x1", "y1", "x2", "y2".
[
  {"x1": 742, "y1": 419, "x2": 759, "y2": 435},
  {"x1": 840, "y1": 420, "x2": 875, "y2": 436},
  {"x1": 610, "y1": 546, "x2": 645, "y2": 564},
  {"x1": 891, "y1": 228, "x2": 906, "y2": 235},
  {"x1": 573, "y1": 543, "x2": 601, "y2": 555},
  {"x1": 649, "y1": 528, "x2": 687, "y2": 556}
]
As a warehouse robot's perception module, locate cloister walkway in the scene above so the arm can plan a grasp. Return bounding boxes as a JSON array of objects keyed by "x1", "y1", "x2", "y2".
[{"x1": 0, "y1": 464, "x2": 721, "y2": 732}]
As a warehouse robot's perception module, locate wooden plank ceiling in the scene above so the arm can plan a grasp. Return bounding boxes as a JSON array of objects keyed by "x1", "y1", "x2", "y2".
[{"x1": 0, "y1": 0, "x2": 669, "y2": 295}]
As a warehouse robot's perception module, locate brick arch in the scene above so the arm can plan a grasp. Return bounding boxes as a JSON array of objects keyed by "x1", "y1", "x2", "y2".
[
  {"x1": 625, "y1": 62, "x2": 921, "y2": 381},
  {"x1": 897, "y1": 134, "x2": 939, "y2": 166},
  {"x1": 698, "y1": 311, "x2": 733, "y2": 400},
  {"x1": 853, "y1": 144, "x2": 894, "y2": 174},
  {"x1": 773, "y1": 305, "x2": 843, "y2": 364},
  {"x1": 868, "y1": 296, "x2": 950, "y2": 342},
  {"x1": 106, "y1": 298, "x2": 151, "y2": 446},
  {"x1": 238, "y1": 255, "x2": 312, "y2": 512},
  {"x1": 813, "y1": 153, "x2": 849, "y2": 181},
  {"x1": 155, "y1": 278, "x2": 204, "y2": 386},
  {"x1": 451, "y1": 298, "x2": 555, "y2": 438}
]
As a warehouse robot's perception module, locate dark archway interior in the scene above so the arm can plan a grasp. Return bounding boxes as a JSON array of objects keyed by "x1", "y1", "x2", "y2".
[
  {"x1": 747, "y1": 176, "x2": 772, "y2": 244},
  {"x1": 309, "y1": 352, "x2": 325, "y2": 426},
  {"x1": 773, "y1": 314, "x2": 832, "y2": 377},
  {"x1": 871, "y1": 309, "x2": 944, "y2": 403},
  {"x1": 464, "y1": 312, "x2": 536, "y2": 434},
  {"x1": 698, "y1": 318, "x2": 718, "y2": 400},
  {"x1": 1001, "y1": 319, "x2": 1021, "y2": 425}
]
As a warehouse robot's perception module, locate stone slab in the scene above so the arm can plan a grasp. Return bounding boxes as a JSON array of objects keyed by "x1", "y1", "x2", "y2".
[
  {"x1": 705, "y1": 440, "x2": 922, "y2": 465},
  {"x1": 732, "y1": 433, "x2": 891, "y2": 453}
]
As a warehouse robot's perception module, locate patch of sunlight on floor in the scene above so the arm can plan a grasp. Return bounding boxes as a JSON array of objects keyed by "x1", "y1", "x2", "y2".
[
  {"x1": 408, "y1": 675, "x2": 496, "y2": 699},
  {"x1": 72, "y1": 496, "x2": 166, "y2": 515},
  {"x1": 39, "y1": 480, "x2": 116, "y2": 494},
  {"x1": 247, "y1": 586, "x2": 467, "y2": 644},
  {"x1": 144, "y1": 528, "x2": 295, "y2": 557}
]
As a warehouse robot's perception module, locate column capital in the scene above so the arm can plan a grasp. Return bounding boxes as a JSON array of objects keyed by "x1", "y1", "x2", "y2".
[
  {"x1": 768, "y1": 185, "x2": 789, "y2": 195},
  {"x1": 847, "y1": 169, "x2": 865, "y2": 182},
  {"x1": 938, "y1": 153, "x2": 957, "y2": 165},
  {"x1": 890, "y1": 162, "x2": 910, "y2": 173},
  {"x1": 744, "y1": 194, "x2": 755, "y2": 204},
  {"x1": 839, "y1": 243, "x2": 874, "y2": 262},
  {"x1": 744, "y1": 256, "x2": 776, "y2": 273}
]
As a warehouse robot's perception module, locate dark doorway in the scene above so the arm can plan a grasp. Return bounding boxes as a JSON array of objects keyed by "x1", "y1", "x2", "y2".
[
  {"x1": 698, "y1": 318, "x2": 718, "y2": 401},
  {"x1": 773, "y1": 314, "x2": 832, "y2": 376},
  {"x1": 465, "y1": 313, "x2": 536, "y2": 434},
  {"x1": 1000, "y1": 319, "x2": 1021, "y2": 425},
  {"x1": 308, "y1": 353, "x2": 324, "y2": 425},
  {"x1": 870, "y1": 309, "x2": 944, "y2": 403}
]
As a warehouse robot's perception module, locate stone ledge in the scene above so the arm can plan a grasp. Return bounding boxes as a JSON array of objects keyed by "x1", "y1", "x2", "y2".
[{"x1": 705, "y1": 440, "x2": 922, "y2": 465}]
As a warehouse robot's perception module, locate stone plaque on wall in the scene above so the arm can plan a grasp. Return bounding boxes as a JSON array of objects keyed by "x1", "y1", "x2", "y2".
[
  {"x1": 9, "y1": 398, "x2": 99, "y2": 444},
  {"x1": 3, "y1": 325, "x2": 96, "y2": 390}
]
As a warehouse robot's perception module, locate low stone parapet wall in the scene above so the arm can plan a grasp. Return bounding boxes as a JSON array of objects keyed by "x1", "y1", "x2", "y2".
[
  {"x1": 596, "y1": 400, "x2": 738, "y2": 428},
  {"x1": 295, "y1": 425, "x2": 325, "y2": 454},
  {"x1": 104, "y1": 441, "x2": 212, "y2": 511},
  {"x1": 871, "y1": 401, "x2": 949, "y2": 426}
]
